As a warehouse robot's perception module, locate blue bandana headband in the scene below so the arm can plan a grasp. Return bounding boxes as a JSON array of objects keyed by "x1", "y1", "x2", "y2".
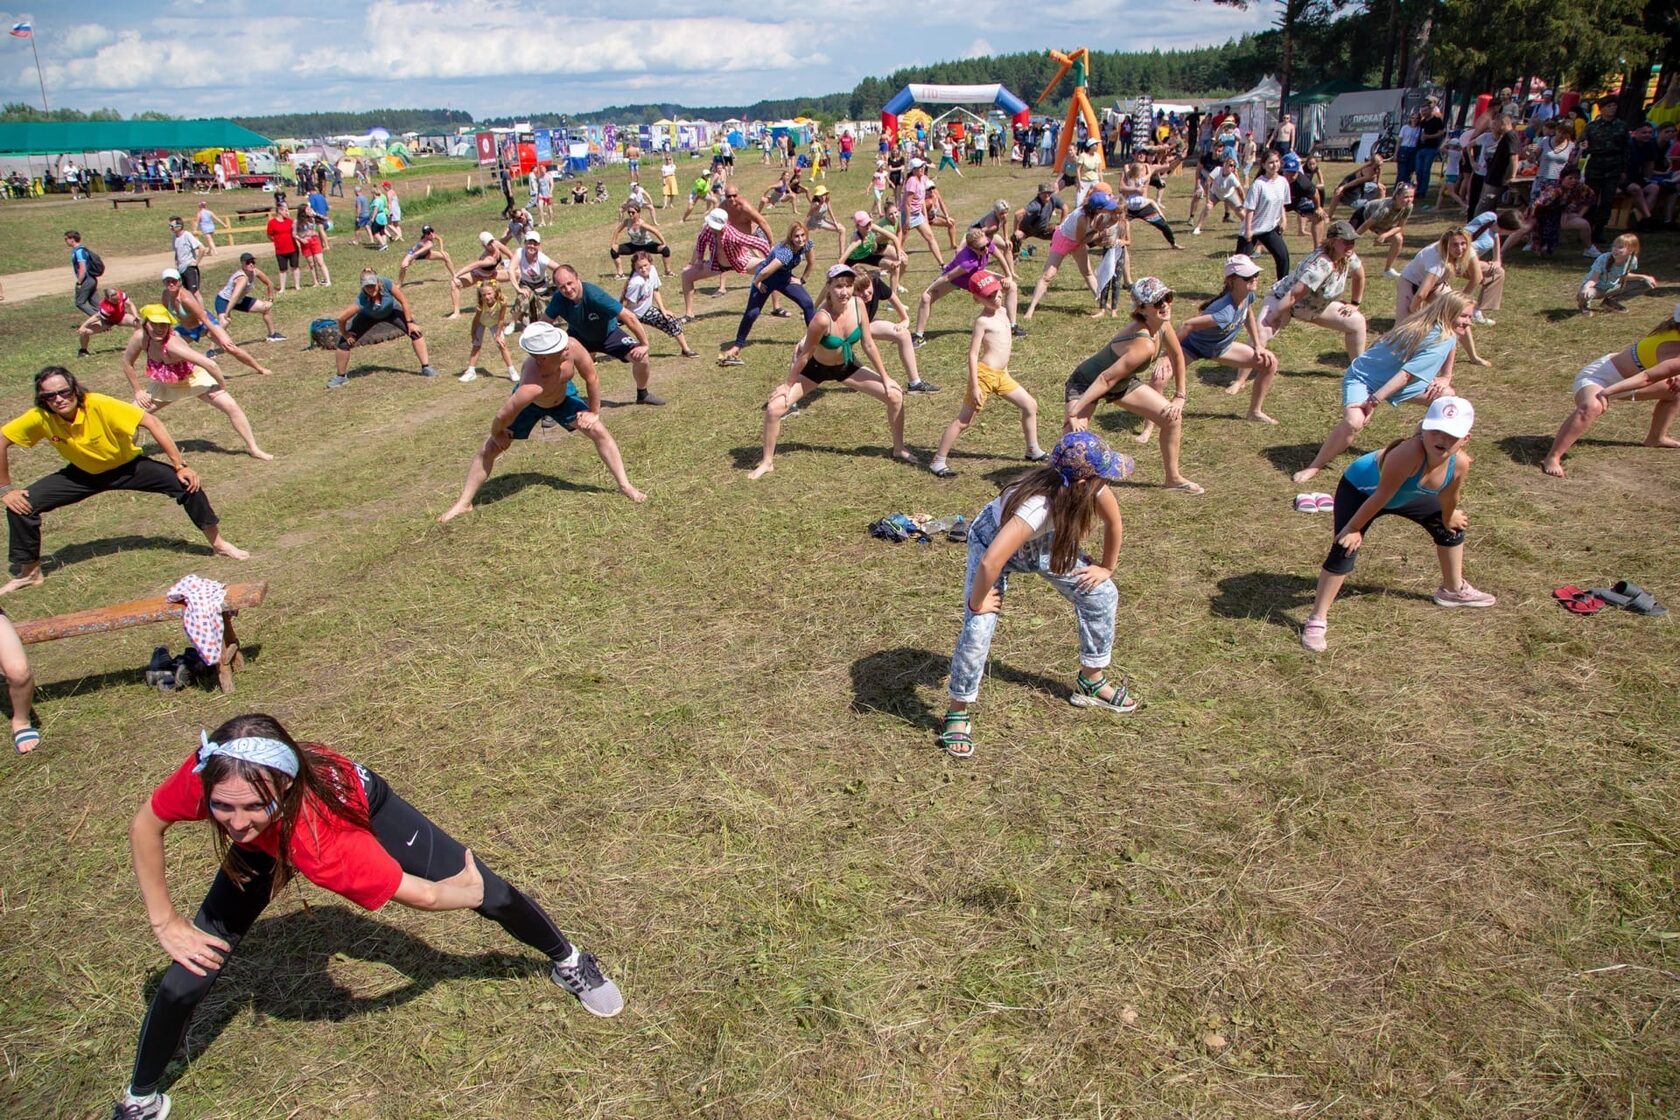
[{"x1": 194, "y1": 730, "x2": 299, "y2": 778}]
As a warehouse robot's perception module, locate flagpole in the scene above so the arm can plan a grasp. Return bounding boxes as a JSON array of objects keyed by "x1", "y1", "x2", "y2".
[{"x1": 29, "y1": 28, "x2": 47, "y2": 111}]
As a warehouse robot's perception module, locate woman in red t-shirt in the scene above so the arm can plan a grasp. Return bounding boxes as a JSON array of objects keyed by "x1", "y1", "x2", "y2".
[
  {"x1": 110, "y1": 713, "x2": 622, "y2": 1120},
  {"x1": 264, "y1": 201, "x2": 301, "y2": 294}
]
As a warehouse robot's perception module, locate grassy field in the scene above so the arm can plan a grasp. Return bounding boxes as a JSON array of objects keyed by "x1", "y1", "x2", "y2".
[{"x1": 0, "y1": 152, "x2": 1678, "y2": 1119}]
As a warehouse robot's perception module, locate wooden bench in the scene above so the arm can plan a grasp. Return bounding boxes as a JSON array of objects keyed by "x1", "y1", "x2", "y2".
[
  {"x1": 14, "y1": 581, "x2": 267, "y2": 694},
  {"x1": 110, "y1": 195, "x2": 153, "y2": 210}
]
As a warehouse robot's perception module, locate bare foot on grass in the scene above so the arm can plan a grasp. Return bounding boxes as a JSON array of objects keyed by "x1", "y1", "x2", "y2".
[
  {"x1": 747, "y1": 462, "x2": 774, "y2": 480},
  {"x1": 0, "y1": 569, "x2": 45, "y2": 596},
  {"x1": 620, "y1": 485, "x2": 647, "y2": 503},
  {"x1": 212, "y1": 539, "x2": 251, "y2": 560},
  {"x1": 1292, "y1": 467, "x2": 1320, "y2": 484},
  {"x1": 1540, "y1": 457, "x2": 1566, "y2": 477},
  {"x1": 438, "y1": 502, "x2": 472, "y2": 523},
  {"x1": 1247, "y1": 410, "x2": 1278, "y2": 424},
  {"x1": 1645, "y1": 437, "x2": 1680, "y2": 449}
]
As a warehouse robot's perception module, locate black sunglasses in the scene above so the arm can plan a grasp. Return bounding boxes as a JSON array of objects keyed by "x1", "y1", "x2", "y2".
[{"x1": 40, "y1": 387, "x2": 74, "y2": 401}]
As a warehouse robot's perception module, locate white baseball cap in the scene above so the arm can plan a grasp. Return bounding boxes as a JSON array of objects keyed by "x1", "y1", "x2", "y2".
[
  {"x1": 524, "y1": 230, "x2": 542, "y2": 243},
  {"x1": 704, "y1": 208, "x2": 729, "y2": 231},
  {"x1": 519, "y1": 322, "x2": 570, "y2": 355},
  {"x1": 479, "y1": 231, "x2": 494, "y2": 245},
  {"x1": 160, "y1": 268, "x2": 181, "y2": 281},
  {"x1": 1421, "y1": 396, "x2": 1475, "y2": 439},
  {"x1": 1222, "y1": 254, "x2": 1261, "y2": 279}
]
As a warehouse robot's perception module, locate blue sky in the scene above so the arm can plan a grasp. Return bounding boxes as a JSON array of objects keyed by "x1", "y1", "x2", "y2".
[{"x1": 2, "y1": 1, "x2": 1272, "y2": 119}]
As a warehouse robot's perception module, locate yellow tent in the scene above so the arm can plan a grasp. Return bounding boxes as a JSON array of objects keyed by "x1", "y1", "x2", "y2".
[
  {"x1": 898, "y1": 108, "x2": 933, "y2": 134},
  {"x1": 377, "y1": 154, "x2": 407, "y2": 175}
]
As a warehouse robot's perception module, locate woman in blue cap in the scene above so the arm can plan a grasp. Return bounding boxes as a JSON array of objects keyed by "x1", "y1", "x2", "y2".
[{"x1": 938, "y1": 431, "x2": 1140, "y2": 758}]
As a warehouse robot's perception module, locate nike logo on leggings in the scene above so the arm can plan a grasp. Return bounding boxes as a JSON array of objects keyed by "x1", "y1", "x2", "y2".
[{"x1": 406, "y1": 830, "x2": 419, "y2": 846}]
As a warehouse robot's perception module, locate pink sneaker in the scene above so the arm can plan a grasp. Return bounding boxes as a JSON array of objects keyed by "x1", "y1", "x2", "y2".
[
  {"x1": 1433, "y1": 581, "x2": 1497, "y2": 608},
  {"x1": 1300, "y1": 617, "x2": 1328, "y2": 652}
]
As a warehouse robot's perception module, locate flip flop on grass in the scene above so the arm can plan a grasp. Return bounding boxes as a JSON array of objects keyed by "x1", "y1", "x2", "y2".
[
  {"x1": 1552, "y1": 585, "x2": 1607, "y2": 614},
  {"x1": 12, "y1": 727, "x2": 40, "y2": 754}
]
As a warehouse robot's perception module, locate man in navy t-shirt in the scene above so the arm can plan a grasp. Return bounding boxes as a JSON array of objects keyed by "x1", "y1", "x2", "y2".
[{"x1": 542, "y1": 264, "x2": 664, "y2": 405}]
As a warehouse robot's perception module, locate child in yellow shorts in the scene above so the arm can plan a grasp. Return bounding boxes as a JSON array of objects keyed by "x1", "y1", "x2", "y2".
[{"x1": 929, "y1": 271, "x2": 1046, "y2": 477}]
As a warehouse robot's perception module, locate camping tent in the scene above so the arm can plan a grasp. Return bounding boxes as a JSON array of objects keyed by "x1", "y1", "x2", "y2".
[
  {"x1": 0, "y1": 118, "x2": 273, "y2": 156},
  {"x1": 1225, "y1": 76, "x2": 1282, "y2": 143}
]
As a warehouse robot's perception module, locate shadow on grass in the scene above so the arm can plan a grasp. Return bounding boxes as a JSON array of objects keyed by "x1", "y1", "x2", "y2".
[
  {"x1": 850, "y1": 645, "x2": 1072, "y2": 731},
  {"x1": 175, "y1": 438, "x2": 242, "y2": 456},
  {"x1": 32, "y1": 644, "x2": 264, "y2": 703},
  {"x1": 1210, "y1": 571, "x2": 1433, "y2": 631},
  {"x1": 1261, "y1": 443, "x2": 1351, "y2": 477},
  {"x1": 1497, "y1": 433, "x2": 1642, "y2": 466},
  {"x1": 144, "y1": 904, "x2": 544, "y2": 1093},
  {"x1": 475, "y1": 471, "x2": 610, "y2": 507},
  {"x1": 727, "y1": 440, "x2": 919, "y2": 471},
  {"x1": 47, "y1": 534, "x2": 210, "y2": 571}
]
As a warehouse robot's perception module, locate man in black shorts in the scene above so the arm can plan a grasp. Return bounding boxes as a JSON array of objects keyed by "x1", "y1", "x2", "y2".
[
  {"x1": 326, "y1": 269, "x2": 438, "y2": 387},
  {"x1": 1012, "y1": 184, "x2": 1065, "y2": 256},
  {"x1": 439, "y1": 322, "x2": 645, "y2": 520},
  {"x1": 541, "y1": 265, "x2": 663, "y2": 405}
]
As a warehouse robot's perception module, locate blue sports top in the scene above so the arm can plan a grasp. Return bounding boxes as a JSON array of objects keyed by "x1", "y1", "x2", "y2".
[
  {"x1": 1343, "y1": 446, "x2": 1456, "y2": 508},
  {"x1": 1182, "y1": 291, "x2": 1251, "y2": 355}
]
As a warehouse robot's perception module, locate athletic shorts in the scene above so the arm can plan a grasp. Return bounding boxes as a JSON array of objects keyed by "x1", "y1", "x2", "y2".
[
  {"x1": 301, "y1": 236, "x2": 323, "y2": 257},
  {"x1": 796, "y1": 356, "x2": 860, "y2": 384},
  {"x1": 345, "y1": 307, "x2": 412, "y2": 340},
  {"x1": 508, "y1": 383, "x2": 588, "y2": 437},
  {"x1": 275, "y1": 249, "x2": 300, "y2": 270},
  {"x1": 967, "y1": 362, "x2": 1021, "y2": 410},
  {"x1": 213, "y1": 295, "x2": 256, "y2": 315},
  {"x1": 1049, "y1": 229, "x2": 1081, "y2": 257},
  {"x1": 174, "y1": 323, "x2": 211, "y2": 343},
  {"x1": 1065, "y1": 366, "x2": 1139, "y2": 406},
  {"x1": 1573, "y1": 353, "x2": 1622, "y2": 395},
  {"x1": 594, "y1": 326, "x2": 639, "y2": 362},
  {"x1": 905, "y1": 212, "x2": 926, "y2": 230}
]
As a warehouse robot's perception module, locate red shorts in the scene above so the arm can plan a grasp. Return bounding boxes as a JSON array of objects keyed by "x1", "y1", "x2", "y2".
[{"x1": 302, "y1": 236, "x2": 323, "y2": 257}]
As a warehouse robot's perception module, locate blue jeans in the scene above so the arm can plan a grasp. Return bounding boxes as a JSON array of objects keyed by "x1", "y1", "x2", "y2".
[
  {"x1": 1395, "y1": 146, "x2": 1417, "y2": 187},
  {"x1": 946, "y1": 504, "x2": 1117, "y2": 703},
  {"x1": 730, "y1": 273, "x2": 816, "y2": 351},
  {"x1": 1414, "y1": 147, "x2": 1440, "y2": 201}
]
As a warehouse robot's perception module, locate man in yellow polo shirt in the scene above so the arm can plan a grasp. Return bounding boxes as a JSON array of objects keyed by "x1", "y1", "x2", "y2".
[{"x1": 0, "y1": 367, "x2": 248, "y2": 595}]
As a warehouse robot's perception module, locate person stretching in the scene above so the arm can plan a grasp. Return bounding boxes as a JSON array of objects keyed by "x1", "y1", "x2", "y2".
[
  {"x1": 211, "y1": 255, "x2": 285, "y2": 343},
  {"x1": 122, "y1": 305, "x2": 271, "y2": 460},
  {"x1": 107, "y1": 713, "x2": 623, "y2": 1120},
  {"x1": 1023, "y1": 192, "x2": 1122, "y2": 322},
  {"x1": 607, "y1": 204, "x2": 673, "y2": 278},
  {"x1": 1250, "y1": 221, "x2": 1368, "y2": 402},
  {"x1": 938, "y1": 431, "x2": 1138, "y2": 758},
  {"x1": 1541, "y1": 306, "x2": 1680, "y2": 477},
  {"x1": 440, "y1": 323, "x2": 645, "y2": 519},
  {"x1": 75, "y1": 288, "x2": 140, "y2": 357},
  {"x1": 1168, "y1": 254, "x2": 1279, "y2": 426},
  {"x1": 1063, "y1": 277, "x2": 1204, "y2": 494},
  {"x1": 1238, "y1": 151, "x2": 1292, "y2": 279},
  {"x1": 1292, "y1": 290, "x2": 1475, "y2": 484},
  {"x1": 1299, "y1": 395, "x2": 1494, "y2": 652},
  {"x1": 541, "y1": 265, "x2": 663, "y2": 406},
  {"x1": 717, "y1": 223, "x2": 816, "y2": 366},
  {"x1": 397, "y1": 225, "x2": 462, "y2": 318},
  {"x1": 747, "y1": 264, "x2": 913, "y2": 479},
  {"x1": 621, "y1": 253, "x2": 698, "y2": 358},
  {"x1": 161, "y1": 269, "x2": 273, "y2": 377},
  {"x1": 327, "y1": 271, "x2": 438, "y2": 387},
  {"x1": 458, "y1": 279, "x2": 520, "y2": 382},
  {"x1": 928, "y1": 271, "x2": 1045, "y2": 478},
  {"x1": 0, "y1": 367, "x2": 247, "y2": 596},
  {"x1": 913, "y1": 226, "x2": 1023, "y2": 346}
]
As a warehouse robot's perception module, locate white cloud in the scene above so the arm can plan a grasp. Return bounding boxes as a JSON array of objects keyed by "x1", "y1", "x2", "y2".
[{"x1": 967, "y1": 38, "x2": 994, "y2": 59}]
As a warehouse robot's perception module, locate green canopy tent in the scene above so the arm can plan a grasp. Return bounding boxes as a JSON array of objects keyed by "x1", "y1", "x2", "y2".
[
  {"x1": 0, "y1": 119, "x2": 274, "y2": 155},
  {"x1": 1286, "y1": 81, "x2": 1369, "y2": 153},
  {"x1": 0, "y1": 119, "x2": 275, "y2": 189}
]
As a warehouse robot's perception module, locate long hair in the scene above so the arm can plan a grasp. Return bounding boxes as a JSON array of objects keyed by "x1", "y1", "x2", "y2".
[
  {"x1": 1380, "y1": 289, "x2": 1474, "y2": 364},
  {"x1": 197, "y1": 713, "x2": 372, "y2": 899},
  {"x1": 34, "y1": 367, "x2": 86, "y2": 412},
  {"x1": 998, "y1": 466, "x2": 1107, "y2": 575},
  {"x1": 1199, "y1": 274, "x2": 1248, "y2": 312},
  {"x1": 1640, "y1": 314, "x2": 1680, "y2": 342},
  {"x1": 781, "y1": 221, "x2": 808, "y2": 249},
  {"x1": 1432, "y1": 227, "x2": 1479, "y2": 281}
]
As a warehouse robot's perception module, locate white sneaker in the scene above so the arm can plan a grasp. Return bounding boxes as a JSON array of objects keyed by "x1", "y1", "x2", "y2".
[
  {"x1": 1471, "y1": 310, "x2": 1489, "y2": 325},
  {"x1": 458, "y1": 367, "x2": 478, "y2": 382},
  {"x1": 502, "y1": 322, "x2": 517, "y2": 336},
  {"x1": 1383, "y1": 267, "x2": 1401, "y2": 279},
  {"x1": 507, "y1": 365, "x2": 521, "y2": 381},
  {"x1": 1583, "y1": 246, "x2": 1600, "y2": 258}
]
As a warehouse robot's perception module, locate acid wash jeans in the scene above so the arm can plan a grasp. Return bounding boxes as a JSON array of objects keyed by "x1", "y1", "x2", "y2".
[{"x1": 946, "y1": 502, "x2": 1117, "y2": 703}]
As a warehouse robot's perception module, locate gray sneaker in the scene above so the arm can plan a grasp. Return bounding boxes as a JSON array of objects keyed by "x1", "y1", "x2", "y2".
[
  {"x1": 111, "y1": 1093, "x2": 171, "y2": 1120},
  {"x1": 420, "y1": 365, "x2": 439, "y2": 378},
  {"x1": 551, "y1": 948, "x2": 623, "y2": 1018},
  {"x1": 325, "y1": 374, "x2": 349, "y2": 389}
]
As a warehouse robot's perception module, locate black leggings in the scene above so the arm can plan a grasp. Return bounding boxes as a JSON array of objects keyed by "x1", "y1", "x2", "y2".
[
  {"x1": 1139, "y1": 214, "x2": 1178, "y2": 247},
  {"x1": 1322, "y1": 476, "x2": 1464, "y2": 575},
  {"x1": 9, "y1": 457, "x2": 217, "y2": 571},
  {"x1": 730, "y1": 276, "x2": 816, "y2": 351},
  {"x1": 610, "y1": 243, "x2": 669, "y2": 260},
  {"x1": 1238, "y1": 226, "x2": 1290, "y2": 280},
  {"x1": 127, "y1": 770, "x2": 572, "y2": 1094}
]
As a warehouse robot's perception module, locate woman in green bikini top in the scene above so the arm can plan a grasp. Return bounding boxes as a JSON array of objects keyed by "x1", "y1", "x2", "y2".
[
  {"x1": 1063, "y1": 276, "x2": 1205, "y2": 495},
  {"x1": 746, "y1": 263, "x2": 916, "y2": 480}
]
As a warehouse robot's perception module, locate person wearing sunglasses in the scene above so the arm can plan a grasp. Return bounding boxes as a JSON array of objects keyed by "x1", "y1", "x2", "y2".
[
  {"x1": 1063, "y1": 278, "x2": 1204, "y2": 494},
  {"x1": 0, "y1": 368, "x2": 248, "y2": 597}
]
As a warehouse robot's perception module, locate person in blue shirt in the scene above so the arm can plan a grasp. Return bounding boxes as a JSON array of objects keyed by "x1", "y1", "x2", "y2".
[
  {"x1": 717, "y1": 223, "x2": 815, "y2": 366},
  {"x1": 65, "y1": 230, "x2": 99, "y2": 317},
  {"x1": 326, "y1": 270, "x2": 437, "y2": 388},
  {"x1": 1168, "y1": 253, "x2": 1278, "y2": 426},
  {"x1": 1300, "y1": 394, "x2": 1495, "y2": 653},
  {"x1": 541, "y1": 265, "x2": 663, "y2": 405},
  {"x1": 1294, "y1": 290, "x2": 1476, "y2": 484}
]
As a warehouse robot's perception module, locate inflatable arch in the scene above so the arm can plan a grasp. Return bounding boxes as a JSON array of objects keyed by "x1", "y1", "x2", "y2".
[{"x1": 881, "y1": 84, "x2": 1030, "y2": 141}]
